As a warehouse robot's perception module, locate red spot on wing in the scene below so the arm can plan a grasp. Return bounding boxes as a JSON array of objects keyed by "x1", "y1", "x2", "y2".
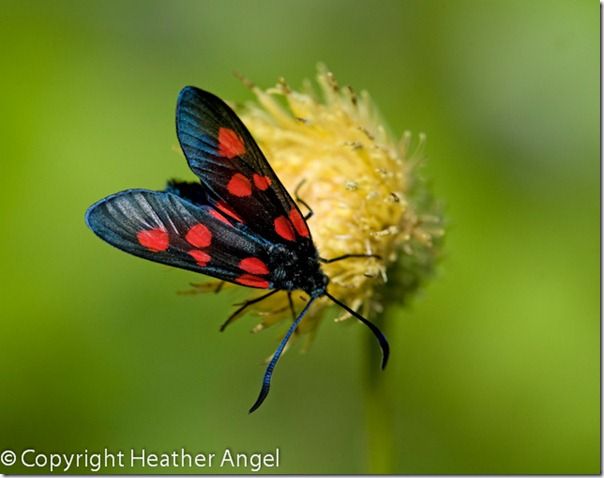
[
  {"x1": 216, "y1": 202, "x2": 244, "y2": 223},
  {"x1": 188, "y1": 249, "x2": 211, "y2": 266},
  {"x1": 209, "y1": 209, "x2": 231, "y2": 225},
  {"x1": 274, "y1": 216, "x2": 295, "y2": 241},
  {"x1": 137, "y1": 228, "x2": 169, "y2": 252},
  {"x1": 289, "y1": 208, "x2": 310, "y2": 238},
  {"x1": 227, "y1": 173, "x2": 252, "y2": 197},
  {"x1": 185, "y1": 224, "x2": 212, "y2": 248},
  {"x1": 253, "y1": 174, "x2": 272, "y2": 191},
  {"x1": 239, "y1": 257, "x2": 269, "y2": 275},
  {"x1": 235, "y1": 274, "x2": 270, "y2": 288},
  {"x1": 217, "y1": 127, "x2": 246, "y2": 159}
]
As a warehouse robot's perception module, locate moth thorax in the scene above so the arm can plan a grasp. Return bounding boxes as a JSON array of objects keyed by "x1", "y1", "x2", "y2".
[{"x1": 304, "y1": 270, "x2": 330, "y2": 298}]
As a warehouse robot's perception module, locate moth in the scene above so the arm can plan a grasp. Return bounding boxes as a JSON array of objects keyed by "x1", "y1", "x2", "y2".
[{"x1": 86, "y1": 86, "x2": 389, "y2": 412}]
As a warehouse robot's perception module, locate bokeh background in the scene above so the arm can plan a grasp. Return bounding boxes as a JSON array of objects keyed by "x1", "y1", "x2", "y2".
[{"x1": 0, "y1": 0, "x2": 599, "y2": 474}]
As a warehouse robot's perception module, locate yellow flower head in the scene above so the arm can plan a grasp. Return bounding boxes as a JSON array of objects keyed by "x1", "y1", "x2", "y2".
[{"x1": 196, "y1": 65, "x2": 443, "y2": 346}]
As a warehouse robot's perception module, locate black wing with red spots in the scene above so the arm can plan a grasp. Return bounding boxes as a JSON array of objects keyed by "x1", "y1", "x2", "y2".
[
  {"x1": 85, "y1": 187, "x2": 276, "y2": 289},
  {"x1": 85, "y1": 86, "x2": 390, "y2": 414},
  {"x1": 176, "y1": 86, "x2": 313, "y2": 248}
]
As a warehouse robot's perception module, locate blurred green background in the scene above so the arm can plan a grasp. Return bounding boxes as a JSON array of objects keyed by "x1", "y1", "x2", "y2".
[{"x1": 0, "y1": 0, "x2": 599, "y2": 474}]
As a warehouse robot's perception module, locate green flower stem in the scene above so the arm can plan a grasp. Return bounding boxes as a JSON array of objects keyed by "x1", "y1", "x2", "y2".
[{"x1": 364, "y1": 313, "x2": 394, "y2": 473}]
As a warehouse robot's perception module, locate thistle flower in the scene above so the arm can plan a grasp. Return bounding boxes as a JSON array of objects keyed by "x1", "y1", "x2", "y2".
[
  {"x1": 186, "y1": 65, "x2": 443, "y2": 349},
  {"x1": 195, "y1": 65, "x2": 443, "y2": 347}
]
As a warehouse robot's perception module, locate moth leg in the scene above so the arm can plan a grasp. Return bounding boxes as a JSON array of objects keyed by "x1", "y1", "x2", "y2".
[
  {"x1": 287, "y1": 292, "x2": 296, "y2": 321},
  {"x1": 214, "y1": 281, "x2": 225, "y2": 293},
  {"x1": 319, "y1": 253, "x2": 382, "y2": 264},
  {"x1": 294, "y1": 179, "x2": 314, "y2": 221},
  {"x1": 287, "y1": 292, "x2": 299, "y2": 335},
  {"x1": 177, "y1": 280, "x2": 223, "y2": 295},
  {"x1": 220, "y1": 289, "x2": 279, "y2": 332}
]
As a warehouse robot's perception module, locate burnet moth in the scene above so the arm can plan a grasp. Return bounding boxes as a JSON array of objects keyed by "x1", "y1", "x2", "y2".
[{"x1": 85, "y1": 86, "x2": 389, "y2": 412}]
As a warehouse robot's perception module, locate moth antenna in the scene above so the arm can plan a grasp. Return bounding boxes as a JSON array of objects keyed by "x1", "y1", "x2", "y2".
[
  {"x1": 249, "y1": 297, "x2": 316, "y2": 413},
  {"x1": 324, "y1": 292, "x2": 389, "y2": 369}
]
